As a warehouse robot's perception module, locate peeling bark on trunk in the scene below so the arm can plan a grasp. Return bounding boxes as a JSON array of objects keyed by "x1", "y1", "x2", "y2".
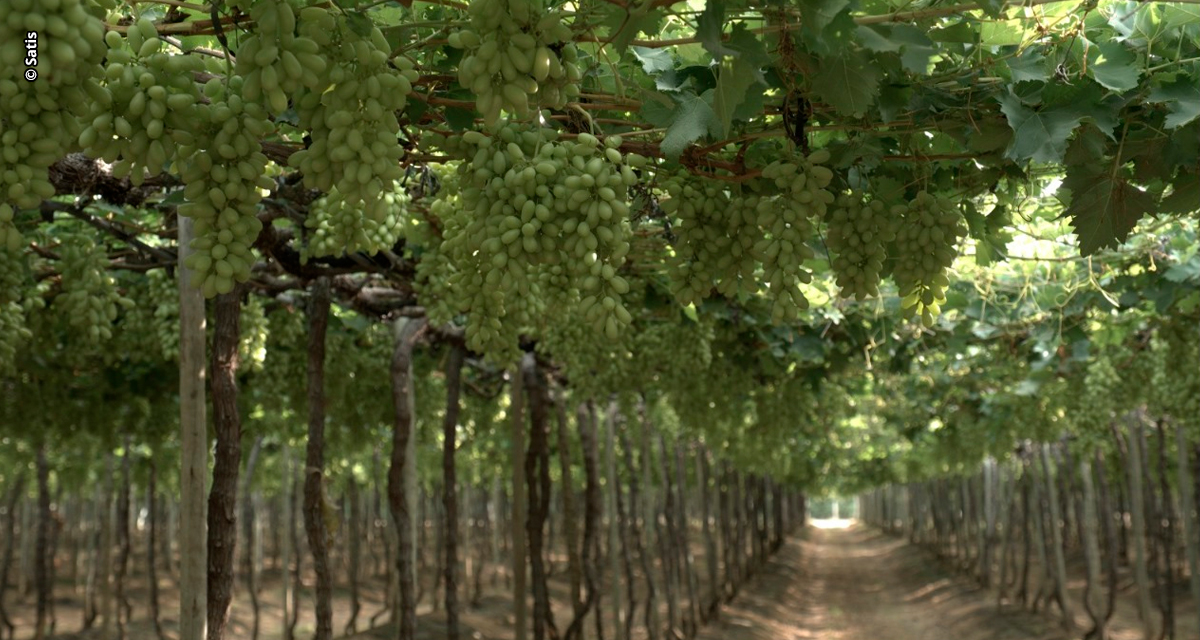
[
  {"x1": 0, "y1": 472, "x2": 26, "y2": 640},
  {"x1": 147, "y1": 463, "x2": 165, "y2": 640},
  {"x1": 302, "y1": 277, "x2": 333, "y2": 640},
  {"x1": 206, "y1": 289, "x2": 243, "y2": 640},
  {"x1": 1094, "y1": 452, "x2": 1119, "y2": 631},
  {"x1": 287, "y1": 478, "x2": 302, "y2": 640},
  {"x1": 1039, "y1": 445, "x2": 1074, "y2": 632},
  {"x1": 442, "y1": 342, "x2": 465, "y2": 640},
  {"x1": 675, "y1": 445, "x2": 699, "y2": 639},
  {"x1": 1079, "y1": 458, "x2": 1106, "y2": 640},
  {"x1": 241, "y1": 436, "x2": 264, "y2": 640},
  {"x1": 719, "y1": 462, "x2": 732, "y2": 602},
  {"x1": 115, "y1": 440, "x2": 133, "y2": 639},
  {"x1": 510, "y1": 357, "x2": 529, "y2": 640},
  {"x1": 344, "y1": 480, "x2": 362, "y2": 636},
  {"x1": 523, "y1": 355, "x2": 556, "y2": 640},
  {"x1": 620, "y1": 426, "x2": 655, "y2": 640},
  {"x1": 605, "y1": 403, "x2": 625, "y2": 640},
  {"x1": 698, "y1": 450, "x2": 718, "y2": 620},
  {"x1": 1177, "y1": 427, "x2": 1200, "y2": 636},
  {"x1": 1124, "y1": 421, "x2": 1157, "y2": 640},
  {"x1": 34, "y1": 446, "x2": 51, "y2": 640},
  {"x1": 635, "y1": 397, "x2": 662, "y2": 640},
  {"x1": 565, "y1": 401, "x2": 601, "y2": 640},
  {"x1": 178, "y1": 218, "x2": 208, "y2": 640},
  {"x1": 554, "y1": 383, "x2": 583, "y2": 618},
  {"x1": 1153, "y1": 422, "x2": 1174, "y2": 640},
  {"x1": 388, "y1": 317, "x2": 425, "y2": 640},
  {"x1": 658, "y1": 434, "x2": 679, "y2": 638}
]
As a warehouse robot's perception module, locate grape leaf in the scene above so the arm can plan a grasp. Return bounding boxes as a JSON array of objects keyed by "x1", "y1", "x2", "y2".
[
  {"x1": 604, "y1": 7, "x2": 664, "y2": 54},
  {"x1": 1007, "y1": 49, "x2": 1049, "y2": 83},
  {"x1": 997, "y1": 90, "x2": 1081, "y2": 163},
  {"x1": 810, "y1": 51, "x2": 881, "y2": 117},
  {"x1": 1148, "y1": 75, "x2": 1200, "y2": 128},
  {"x1": 712, "y1": 58, "x2": 760, "y2": 138},
  {"x1": 631, "y1": 46, "x2": 673, "y2": 75},
  {"x1": 799, "y1": 0, "x2": 851, "y2": 52},
  {"x1": 1089, "y1": 41, "x2": 1140, "y2": 92},
  {"x1": 1061, "y1": 165, "x2": 1155, "y2": 255},
  {"x1": 697, "y1": 0, "x2": 734, "y2": 59},
  {"x1": 660, "y1": 91, "x2": 719, "y2": 161},
  {"x1": 1160, "y1": 173, "x2": 1200, "y2": 214}
]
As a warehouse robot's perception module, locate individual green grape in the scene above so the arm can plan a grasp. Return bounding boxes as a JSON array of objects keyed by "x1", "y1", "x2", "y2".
[
  {"x1": 233, "y1": 0, "x2": 327, "y2": 115},
  {"x1": 0, "y1": 204, "x2": 25, "y2": 253},
  {"x1": 53, "y1": 236, "x2": 134, "y2": 344},
  {"x1": 79, "y1": 20, "x2": 204, "y2": 186},
  {"x1": 449, "y1": 0, "x2": 580, "y2": 125},
  {"x1": 288, "y1": 7, "x2": 416, "y2": 220},
  {"x1": 825, "y1": 192, "x2": 900, "y2": 301},
  {"x1": 302, "y1": 180, "x2": 410, "y2": 261},
  {"x1": 0, "y1": 0, "x2": 107, "y2": 208},
  {"x1": 891, "y1": 190, "x2": 966, "y2": 328},
  {"x1": 177, "y1": 77, "x2": 275, "y2": 298}
]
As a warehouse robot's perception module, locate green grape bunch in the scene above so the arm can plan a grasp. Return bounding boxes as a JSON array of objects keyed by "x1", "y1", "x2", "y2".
[
  {"x1": 448, "y1": 0, "x2": 581, "y2": 124},
  {"x1": 753, "y1": 148, "x2": 836, "y2": 324},
  {"x1": 177, "y1": 77, "x2": 275, "y2": 298},
  {"x1": 233, "y1": 0, "x2": 328, "y2": 116},
  {"x1": 53, "y1": 236, "x2": 135, "y2": 344},
  {"x1": 288, "y1": 7, "x2": 417, "y2": 221},
  {"x1": 429, "y1": 125, "x2": 640, "y2": 358},
  {"x1": 79, "y1": 19, "x2": 204, "y2": 186},
  {"x1": 302, "y1": 180, "x2": 411, "y2": 261},
  {"x1": 661, "y1": 177, "x2": 756, "y2": 305},
  {"x1": 825, "y1": 192, "x2": 900, "y2": 301},
  {"x1": 890, "y1": 190, "x2": 966, "y2": 328},
  {"x1": 0, "y1": 0, "x2": 107, "y2": 209},
  {"x1": 0, "y1": 249, "x2": 32, "y2": 371}
]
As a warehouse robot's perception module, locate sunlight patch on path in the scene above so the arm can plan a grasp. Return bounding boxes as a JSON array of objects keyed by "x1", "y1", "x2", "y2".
[{"x1": 810, "y1": 518, "x2": 854, "y2": 529}]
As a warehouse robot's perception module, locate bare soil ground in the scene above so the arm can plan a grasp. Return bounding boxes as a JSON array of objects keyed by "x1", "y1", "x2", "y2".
[{"x1": 9, "y1": 519, "x2": 1198, "y2": 640}]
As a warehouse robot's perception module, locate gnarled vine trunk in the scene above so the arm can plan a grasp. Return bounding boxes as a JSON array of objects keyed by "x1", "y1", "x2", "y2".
[
  {"x1": 206, "y1": 288, "x2": 242, "y2": 640},
  {"x1": 388, "y1": 317, "x2": 426, "y2": 640},
  {"x1": 442, "y1": 342, "x2": 465, "y2": 640},
  {"x1": 302, "y1": 277, "x2": 333, "y2": 640}
]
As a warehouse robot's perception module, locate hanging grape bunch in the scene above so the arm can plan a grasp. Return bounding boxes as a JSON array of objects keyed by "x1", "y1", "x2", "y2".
[
  {"x1": 80, "y1": 19, "x2": 204, "y2": 186},
  {"x1": 0, "y1": 249, "x2": 32, "y2": 371},
  {"x1": 890, "y1": 191, "x2": 966, "y2": 327},
  {"x1": 430, "y1": 125, "x2": 640, "y2": 357},
  {"x1": 177, "y1": 77, "x2": 275, "y2": 298},
  {"x1": 448, "y1": 0, "x2": 581, "y2": 124},
  {"x1": 288, "y1": 7, "x2": 417, "y2": 222},
  {"x1": 825, "y1": 193, "x2": 901, "y2": 301},
  {"x1": 302, "y1": 180, "x2": 411, "y2": 261},
  {"x1": 232, "y1": 0, "x2": 327, "y2": 116},
  {"x1": 0, "y1": 0, "x2": 107, "y2": 209},
  {"x1": 54, "y1": 236, "x2": 134, "y2": 344},
  {"x1": 661, "y1": 177, "x2": 755, "y2": 305},
  {"x1": 752, "y1": 148, "x2": 836, "y2": 324}
]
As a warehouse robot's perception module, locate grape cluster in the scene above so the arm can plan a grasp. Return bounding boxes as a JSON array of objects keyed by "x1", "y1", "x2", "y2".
[
  {"x1": 449, "y1": 0, "x2": 581, "y2": 124},
  {"x1": 233, "y1": 0, "x2": 328, "y2": 115},
  {"x1": 662, "y1": 148, "x2": 835, "y2": 324},
  {"x1": 1077, "y1": 352, "x2": 1119, "y2": 437},
  {"x1": 428, "y1": 125, "x2": 640, "y2": 358},
  {"x1": 302, "y1": 180, "x2": 410, "y2": 261},
  {"x1": 890, "y1": 191, "x2": 966, "y2": 327},
  {"x1": 0, "y1": 0, "x2": 107, "y2": 208},
  {"x1": 238, "y1": 294, "x2": 270, "y2": 372},
  {"x1": 1150, "y1": 323, "x2": 1200, "y2": 429},
  {"x1": 754, "y1": 150, "x2": 835, "y2": 323},
  {"x1": 661, "y1": 177, "x2": 756, "y2": 305},
  {"x1": 288, "y1": 8, "x2": 416, "y2": 221},
  {"x1": 825, "y1": 193, "x2": 900, "y2": 301},
  {"x1": 80, "y1": 19, "x2": 204, "y2": 185},
  {"x1": 0, "y1": 249, "x2": 32, "y2": 372},
  {"x1": 177, "y1": 78, "x2": 274, "y2": 298},
  {"x1": 54, "y1": 237, "x2": 134, "y2": 344}
]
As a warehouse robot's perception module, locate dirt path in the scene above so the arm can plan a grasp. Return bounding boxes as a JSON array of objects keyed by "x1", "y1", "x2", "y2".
[{"x1": 697, "y1": 520, "x2": 1078, "y2": 640}]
